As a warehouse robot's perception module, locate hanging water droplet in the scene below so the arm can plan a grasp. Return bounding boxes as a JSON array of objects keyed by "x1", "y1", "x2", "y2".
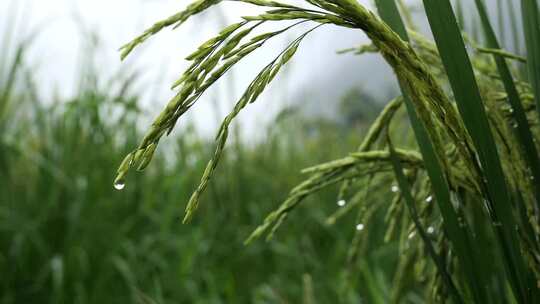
[
  {"x1": 356, "y1": 223, "x2": 365, "y2": 231},
  {"x1": 337, "y1": 199, "x2": 346, "y2": 207},
  {"x1": 114, "y1": 180, "x2": 125, "y2": 191},
  {"x1": 509, "y1": 108, "x2": 514, "y2": 113},
  {"x1": 427, "y1": 226, "x2": 435, "y2": 234},
  {"x1": 113, "y1": 171, "x2": 127, "y2": 191},
  {"x1": 408, "y1": 231, "x2": 416, "y2": 239},
  {"x1": 425, "y1": 195, "x2": 433, "y2": 203},
  {"x1": 391, "y1": 185, "x2": 399, "y2": 193},
  {"x1": 512, "y1": 122, "x2": 518, "y2": 128}
]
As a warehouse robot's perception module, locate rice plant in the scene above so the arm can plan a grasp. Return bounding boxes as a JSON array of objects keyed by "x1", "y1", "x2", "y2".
[
  {"x1": 3, "y1": 13, "x2": 399, "y2": 302},
  {"x1": 1, "y1": 32, "x2": 387, "y2": 302},
  {"x1": 116, "y1": 0, "x2": 540, "y2": 302}
]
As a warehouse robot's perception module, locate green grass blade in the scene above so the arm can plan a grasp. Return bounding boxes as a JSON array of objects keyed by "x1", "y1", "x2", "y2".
[
  {"x1": 374, "y1": 0, "x2": 407, "y2": 37},
  {"x1": 496, "y1": 0, "x2": 506, "y2": 45},
  {"x1": 422, "y1": 0, "x2": 531, "y2": 301},
  {"x1": 454, "y1": 0, "x2": 465, "y2": 30},
  {"x1": 374, "y1": 1, "x2": 490, "y2": 301},
  {"x1": 508, "y1": 1, "x2": 522, "y2": 55},
  {"x1": 474, "y1": 0, "x2": 540, "y2": 208},
  {"x1": 387, "y1": 134, "x2": 464, "y2": 304},
  {"x1": 0, "y1": 1, "x2": 19, "y2": 85},
  {"x1": 521, "y1": 0, "x2": 540, "y2": 118}
]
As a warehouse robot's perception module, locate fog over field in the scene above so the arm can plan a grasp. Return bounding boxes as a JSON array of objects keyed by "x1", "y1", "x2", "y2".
[{"x1": 0, "y1": 0, "x2": 516, "y2": 135}]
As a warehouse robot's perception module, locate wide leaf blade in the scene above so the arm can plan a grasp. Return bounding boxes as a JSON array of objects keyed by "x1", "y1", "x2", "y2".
[{"x1": 422, "y1": 0, "x2": 531, "y2": 301}]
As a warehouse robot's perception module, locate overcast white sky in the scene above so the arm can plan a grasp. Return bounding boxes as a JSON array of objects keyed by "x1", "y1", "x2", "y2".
[
  {"x1": 1, "y1": 0, "x2": 394, "y2": 134},
  {"x1": 0, "y1": 0, "x2": 512, "y2": 135}
]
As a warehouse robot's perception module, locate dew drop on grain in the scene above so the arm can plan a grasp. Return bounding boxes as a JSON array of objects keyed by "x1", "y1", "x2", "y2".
[{"x1": 114, "y1": 181, "x2": 126, "y2": 191}]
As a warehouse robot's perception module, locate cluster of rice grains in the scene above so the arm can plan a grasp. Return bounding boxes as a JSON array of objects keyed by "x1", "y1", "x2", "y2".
[{"x1": 115, "y1": 0, "x2": 540, "y2": 302}]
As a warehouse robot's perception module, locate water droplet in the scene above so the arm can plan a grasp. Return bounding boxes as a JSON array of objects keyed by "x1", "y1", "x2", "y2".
[
  {"x1": 408, "y1": 231, "x2": 416, "y2": 239},
  {"x1": 356, "y1": 223, "x2": 365, "y2": 231},
  {"x1": 425, "y1": 195, "x2": 433, "y2": 203},
  {"x1": 391, "y1": 185, "x2": 399, "y2": 193},
  {"x1": 427, "y1": 226, "x2": 435, "y2": 234},
  {"x1": 509, "y1": 108, "x2": 514, "y2": 113},
  {"x1": 337, "y1": 200, "x2": 346, "y2": 207},
  {"x1": 114, "y1": 181, "x2": 125, "y2": 191}
]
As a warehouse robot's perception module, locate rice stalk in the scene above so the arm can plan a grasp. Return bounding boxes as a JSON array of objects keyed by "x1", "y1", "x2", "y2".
[{"x1": 115, "y1": 0, "x2": 540, "y2": 301}]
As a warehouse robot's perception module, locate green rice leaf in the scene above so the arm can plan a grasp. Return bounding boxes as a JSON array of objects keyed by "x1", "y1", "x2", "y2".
[
  {"x1": 508, "y1": 1, "x2": 522, "y2": 55},
  {"x1": 521, "y1": 0, "x2": 540, "y2": 118},
  {"x1": 422, "y1": 0, "x2": 531, "y2": 301},
  {"x1": 375, "y1": 1, "x2": 490, "y2": 301},
  {"x1": 387, "y1": 134, "x2": 464, "y2": 304},
  {"x1": 474, "y1": 0, "x2": 540, "y2": 207}
]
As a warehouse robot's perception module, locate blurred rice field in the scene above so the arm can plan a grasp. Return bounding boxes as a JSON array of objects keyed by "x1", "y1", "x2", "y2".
[{"x1": 0, "y1": 22, "x2": 403, "y2": 303}]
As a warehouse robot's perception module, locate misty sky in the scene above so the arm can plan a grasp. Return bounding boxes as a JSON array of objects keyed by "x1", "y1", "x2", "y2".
[{"x1": 0, "y1": 0, "x2": 514, "y2": 135}]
